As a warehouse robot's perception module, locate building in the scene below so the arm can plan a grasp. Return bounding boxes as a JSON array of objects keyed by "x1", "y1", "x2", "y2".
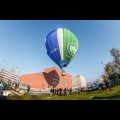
[
  {"x1": 72, "y1": 74, "x2": 86, "y2": 89},
  {"x1": 20, "y1": 67, "x2": 72, "y2": 91},
  {"x1": 0, "y1": 69, "x2": 20, "y2": 85}
]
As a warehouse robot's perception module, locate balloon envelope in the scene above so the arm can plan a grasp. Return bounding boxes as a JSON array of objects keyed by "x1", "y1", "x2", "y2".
[{"x1": 45, "y1": 28, "x2": 79, "y2": 69}]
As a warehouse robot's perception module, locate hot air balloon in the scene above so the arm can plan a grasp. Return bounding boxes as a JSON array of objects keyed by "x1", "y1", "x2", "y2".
[{"x1": 45, "y1": 28, "x2": 79, "y2": 75}]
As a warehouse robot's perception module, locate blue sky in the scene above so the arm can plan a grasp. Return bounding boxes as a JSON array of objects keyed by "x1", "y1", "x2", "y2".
[{"x1": 0, "y1": 20, "x2": 120, "y2": 83}]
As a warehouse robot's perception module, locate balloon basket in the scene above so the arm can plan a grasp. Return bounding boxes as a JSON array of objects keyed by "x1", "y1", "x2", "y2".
[{"x1": 62, "y1": 70, "x2": 66, "y2": 76}]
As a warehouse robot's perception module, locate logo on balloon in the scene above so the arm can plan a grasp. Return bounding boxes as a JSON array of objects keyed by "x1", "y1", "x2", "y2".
[{"x1": 67, "y1": 43, "x2": 77, "y2": 56}]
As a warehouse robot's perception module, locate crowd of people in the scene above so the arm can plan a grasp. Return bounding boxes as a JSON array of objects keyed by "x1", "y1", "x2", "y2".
[
  {"x1": 87, "y1": 80, "x2": 112, "y2": 92},
  {"x1": 49, "y1": 87, "x2": 84, "y2": 96},
  {"x1": 50, "y1": 88, "x2": 72, "y2": 96},
  {"x1": 98, "y1": 80, "x2": 111, "y2": 92}
]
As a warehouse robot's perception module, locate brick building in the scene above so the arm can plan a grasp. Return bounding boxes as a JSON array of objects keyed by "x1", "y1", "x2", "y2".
[{"x1": 20, "y1": 67, "x2": 72, "y2": 91}]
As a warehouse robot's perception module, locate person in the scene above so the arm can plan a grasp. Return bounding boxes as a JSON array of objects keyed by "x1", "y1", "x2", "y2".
[
  {"x1": 102, "y1": 83, "x2": 106, "y2": 92},
  {"x1": 59, "y1": 88, "x2": 62, "y2": 96},
  {"x1": 69, "y1": 88, "x2": 72, "y2": 95},
  {"x1": 15, "y1": 83, "x2": 18, "y2": 90},
  {"x1": 81, "y1": 88, "x2": 83, "y2": 93},
  {"x1": 54, "y1": 89, "x2": 56, "y2": 95},
  {"x1": 27, "y1": 85, "x2": 30, "y2": 93},
  {"x1": 16, "y1": 83, "x2": 19, "y2": 89},
  {"x1": 66, "y1": 88, "x2": 69, "y2": 96},
  {"x1": 64, "y1": 88, "x2": 67, "y2": 96},
  {"x1": 108, "y1": 80, "x2": 112, "y2": 91},
  {"x1": 56, "y1": 88, "x2": 59, "y2": 95},
  {"x1": 53, "y1": 88, "x2": 54, "y2": 95},
  {"x1": 50, "y1": 88, "x2": 52, "y2": 96},
  {"x1": 91, "y1": 85, "x2": 92, "y2": 91},
  {"x1": 78, "y1": 88, "x2": 80, "y2": 95}
]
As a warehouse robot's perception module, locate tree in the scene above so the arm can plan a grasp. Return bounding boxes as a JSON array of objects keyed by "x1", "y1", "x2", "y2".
[
  {"x1": 102, "y1": 48, "x2": 120, "y2": 84},
  {"x1": 102, "y1": 74, "x2": 108, "y2": 82},
  {"x1": 105, "y1": 63, "x2": 112, "y2": 76},
  {"x1": 110, "y1": 48, "x2": 119, "y2": 63},
  {"x1": 110, "y1": 48, "x2": 120, "y2": 82}
]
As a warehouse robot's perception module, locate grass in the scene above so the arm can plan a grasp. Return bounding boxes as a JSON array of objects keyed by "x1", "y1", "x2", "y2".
[{"x1": 6, "y1": 85, "x2": 120, "y2": 100}]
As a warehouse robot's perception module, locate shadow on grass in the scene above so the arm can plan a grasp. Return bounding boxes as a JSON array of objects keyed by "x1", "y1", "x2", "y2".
[
  {"x1": 92, "y1": 95, "x2": 120, "y2": 100},
  {"x1": 6, "y1": 94, "x2": 44, "y2": 100}
]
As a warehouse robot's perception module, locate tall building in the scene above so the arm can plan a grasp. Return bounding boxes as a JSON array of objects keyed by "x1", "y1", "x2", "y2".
[
  {"x1": 0, "y1": 69, "x2": 20, "y2": 85},
  {"x1": 20, "y1": 67, "x2": 72, "y2": 91},
  {"x1": 72, "y1": 74, "x2": 86, "y2": 89}
]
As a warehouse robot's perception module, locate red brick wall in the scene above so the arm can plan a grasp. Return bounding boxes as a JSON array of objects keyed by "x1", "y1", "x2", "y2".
[{"x1": 20, "y1": 67, "x2": 72, "y2": 90}]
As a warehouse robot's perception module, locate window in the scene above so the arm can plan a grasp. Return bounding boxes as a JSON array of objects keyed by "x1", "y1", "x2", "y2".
[{"x1": 22, "y1": 84, "x2": 29, "y2": 88}]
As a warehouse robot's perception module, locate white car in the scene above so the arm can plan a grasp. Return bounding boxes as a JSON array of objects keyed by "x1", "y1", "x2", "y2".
[{"x1": 3, "y1": 91, "x2": 9, "y2": 96}]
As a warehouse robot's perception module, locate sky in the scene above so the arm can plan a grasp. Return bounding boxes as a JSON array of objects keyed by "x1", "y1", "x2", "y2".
[{"x1": 0, "y1": 20, "x2": 120, "y2": 83}]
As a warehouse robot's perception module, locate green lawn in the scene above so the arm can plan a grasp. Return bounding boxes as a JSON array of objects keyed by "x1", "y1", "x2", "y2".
[{"x1": 6, "y1": 85, "x2": 120, "y2": 100}]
